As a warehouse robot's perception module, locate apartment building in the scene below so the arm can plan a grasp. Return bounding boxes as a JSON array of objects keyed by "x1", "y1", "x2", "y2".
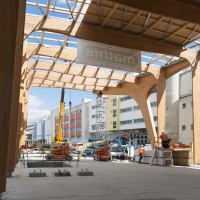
[
  {"x1": 33, "y1": 116, "x2": 51, "y2": 143},
  {"x1": 30, "y1": 73, "x2": 184, "y2": 145}
]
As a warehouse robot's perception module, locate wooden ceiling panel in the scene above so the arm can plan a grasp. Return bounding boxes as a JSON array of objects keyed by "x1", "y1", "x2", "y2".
[
  {"x1": 47, "y1": 72, "x2": 60, "y2": 81},
  {"x1": 32, "y1": 78, "x2": 43, "y2": 84},
  {"x1": 43, "y1": 80, "x2": 54, "y2": 85},
  {"x1": 85, "y1": 85, "x2": 95, "y2": 90},
  {"x1": 111, "y1": 71, "x2": 126, "y2": 80},
  {"x1": 52, "y1": 62, "x2": 70, "y2": 73},
  {"x1": 54, "y1": 82, "x2": 64, "y2": 87},
  {"x1": 84, "y1": 77, "x2": 96, "y2": 85},
  {"x1": 64, "y1": 83, "x2": 74, "y2": 88},
  {"x1": 107, "y1": 81, "x2": 119, "y2": 87},
  {"x1": 34, "y1": 71, "x2": 48, "y2": 78},
  {"x1": 124, "y1": 74, "x2": 136, "y2": 83},
  {"x1": 96, "y1": 79, "x2": 109, "y2": 86},
  {"x1": 95, "y1": 86, "x2": 105, "y2": 91},
  {"x1": 68, "y1": 63, "x2": 84, "y2": 75},
  {"x1": 72, "y1": 76, "x2": 85, "y2": 84},
  {"x1": 82, "y1": 66, "x2": 98, "y2": 77},
  {"x1": 96, "y1": 68, "x2": 112, "y2": 79},
  {"x1": 74, "y1": 84, "x2": 85, "y2": 90},
  {"x1": 60, "y1": 74, "x2": 73, "y2": 82},
  {"x1": 31, "y1": 61, "x2": 52, "y2": 71}
]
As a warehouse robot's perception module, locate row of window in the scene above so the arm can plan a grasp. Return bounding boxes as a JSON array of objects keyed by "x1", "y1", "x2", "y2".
[
  {"x1": 119, "y1": 116, "x2": 157, "y2": 126},
  {"x1": 111, "y1": 102, "x2": 157, "y2": 116},
  {"x1": 120, "y1": 96, "x2": 132, "y2": 101},
  {"x1": 63, "y1": 127, "x2": 82, "y2": 132}
]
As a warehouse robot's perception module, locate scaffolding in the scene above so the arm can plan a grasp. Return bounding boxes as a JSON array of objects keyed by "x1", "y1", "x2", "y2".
[{"x1": 95, "y1": 93, "x2": 110, "y2": 140}]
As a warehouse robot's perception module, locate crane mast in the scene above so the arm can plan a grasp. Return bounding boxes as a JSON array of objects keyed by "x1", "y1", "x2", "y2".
[{"x1": 57, "y1": 88, "x2": 65, "y2": 142}]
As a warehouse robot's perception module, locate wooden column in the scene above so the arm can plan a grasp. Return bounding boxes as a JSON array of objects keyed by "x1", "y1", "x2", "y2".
[
  {"x1": 101, "y1": 77, "x2": 157, "y2": 148},
  {"x1": 192, "y1": 60, "x2": 200, "y2": 163},
  {"x1": 7, "y1": 7, "x2": 26, "y2": 173},
  {"x1": 156, "y1": 71, "x2": 166, "y2": 146},
  {"x1": 15, "y1": 64, "x2": 29, "y2": 164},
  {"x1": 0, "y1": 0, "x2": 26, "y2": 192},
  {"x1": 131, "y1": 89, "x2": 157, "y2": 147},
  {"x1": 180, "y1": 50, "x2": 200, "y2": 163}
]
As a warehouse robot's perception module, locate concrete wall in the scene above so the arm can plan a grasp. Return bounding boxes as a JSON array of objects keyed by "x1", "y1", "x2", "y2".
[
  {"x1": 179, "y1": 69, "x2": 193, "y2": 145},
  {"x1": 165, "y1": 73, "x2": 179, "y2": 140}
]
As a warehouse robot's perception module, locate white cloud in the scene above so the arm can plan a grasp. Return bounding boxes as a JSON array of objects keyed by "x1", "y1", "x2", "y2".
[{"x1": 28, "y1": 95, "x2": 50, "y2": 123}]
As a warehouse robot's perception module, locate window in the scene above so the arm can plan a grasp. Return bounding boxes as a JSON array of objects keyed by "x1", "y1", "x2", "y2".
[
  {"x1": 120, "y1": 120, "x2": 132, "y2": 125},
  {"x1": 113, "y1": 98, "x2": 117, "y2": 106},
  {"x1": 120, "y1": 107, "x2": 132, "y2": 113},
  {"x1": 133, "y1": 105, "x2": 140, "y2": 110},
  {"x1": 191, "y1": 124, "x2": 193, "y2": 130},
  {"x1": 92, "y1": 125, "x2": 96, "y2": 130},
  {"x1": 113, "y1": 121, "x2": 116, "y2": 129},
  {"x1": 113, "y1": 110, "x2": 117, "y2": 117},
  {"x1": 133, "y1": 118, "x2": 144, "y2": 123},
  {"x1": 191, "y1": 101, "x2": 193, "y2": 107},
  {"x1": 92, "y1": 105, "x2": 97, "y2": 109},
  {"x1": 182, "y1": 103, "x2": 186, "y2": 109},
  {"x1": 182, "y1": 125, "x2": 186, "y2": 131},
  {"x1": 150, "y1": 102, "x2": 157, "y2": 107},
  {"x1": 153, "y1": 116, "x2": 157, "y2": 121},
  {"x1": 76, "y1": 109, "x2": 81, "y2": 113},
  {"x1": 92, "y1": 115, "x2": 96, "y2": 118},
  {"x1": 120, "y1": 96, "x2": 132, "y2": 101}
]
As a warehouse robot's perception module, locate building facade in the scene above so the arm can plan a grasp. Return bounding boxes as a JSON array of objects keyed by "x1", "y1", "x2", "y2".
[
  {"x1": 179, "y1": 68, "x2": 193, "y2": 145},
  {"x1": 30, "y1": 71, "x2": 193, "y2": 146}
]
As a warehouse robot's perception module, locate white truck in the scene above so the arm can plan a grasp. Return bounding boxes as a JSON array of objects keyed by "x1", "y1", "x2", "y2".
[{"x1": 110, "y1": 144, "x2": 134, "y2": 160}]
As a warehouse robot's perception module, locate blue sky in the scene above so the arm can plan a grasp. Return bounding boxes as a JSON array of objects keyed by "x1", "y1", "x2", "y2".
[
  {"x1": 28, "y1": 87, "x2": 96, "y2": 122},
  {"x1": 27, "y1": 0, "x2": 96, "y2": 122}
]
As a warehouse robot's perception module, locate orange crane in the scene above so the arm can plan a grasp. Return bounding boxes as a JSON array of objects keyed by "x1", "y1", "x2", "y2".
[
  {"x1": 45, "y1": 144, "x2": 72, "y2": 160},
  {"x1": 93, "y1": 146, "x2": 111, "y2": 161}
]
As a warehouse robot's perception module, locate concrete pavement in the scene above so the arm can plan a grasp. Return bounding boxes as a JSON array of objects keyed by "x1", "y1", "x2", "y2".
[{"x1": 4, "y1": 159, "x2": 200, "y2": 200}]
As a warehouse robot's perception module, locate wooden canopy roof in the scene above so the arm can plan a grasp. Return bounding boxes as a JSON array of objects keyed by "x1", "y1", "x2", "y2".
[{"x1": 25, "y1": 0, "x2": 200, "y2": 92}]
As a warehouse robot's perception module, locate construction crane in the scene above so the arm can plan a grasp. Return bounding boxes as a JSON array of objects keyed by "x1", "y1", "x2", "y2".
[{"x1": 54, "y1": 88, "x2": 65, "y2": 142}]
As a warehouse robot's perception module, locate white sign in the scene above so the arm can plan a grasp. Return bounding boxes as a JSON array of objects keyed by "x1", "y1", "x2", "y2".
[{"x1": 77, "y1": 39, "x2": 141, "y2": 72}]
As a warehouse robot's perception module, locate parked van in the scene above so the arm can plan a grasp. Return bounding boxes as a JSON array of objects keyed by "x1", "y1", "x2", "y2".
[{"x1": 110, "y1": 144, "x2": 126, "y2": 160}]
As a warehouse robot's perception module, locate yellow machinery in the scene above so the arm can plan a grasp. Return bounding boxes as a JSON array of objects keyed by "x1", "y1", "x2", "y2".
[{"x1": 53, "y1": 88, "x2": 65, "y2": 142}]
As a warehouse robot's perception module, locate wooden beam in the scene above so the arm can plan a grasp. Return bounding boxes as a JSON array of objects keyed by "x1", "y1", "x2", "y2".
[
  {"x1": 0, "y1": 0, "x2": 26, "y2": 193},
  {"x1": 25, "y1": 15, "x2": 183, "y2": 56},
  {"x1": 107, "y1": 0, "x2": 200, "y2": 25},
  {"x1": 192, "y1": 61, "x2": 200, "y2": 163},
  {"x1": 73, "y1": 23, "x2": 182, "y2": 56},
  {"x1": 96, "y1": 78, "x2": 157, "y2": 147},
  {"x1": 135, "y1": 93, "x2": 157, "y2": 147},
  {"x1": 156, "y1": 71, "x2": 166, "y2": 147},
  {"x1": 165, "y1": 59, "x2": 190, "y2": 78},
  {"x1": 7, "y1": 5, "x2": 26, "y2": 173}
]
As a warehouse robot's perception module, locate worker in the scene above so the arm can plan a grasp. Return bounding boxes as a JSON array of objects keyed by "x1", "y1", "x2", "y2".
[
  {"x1": 160, "y1": 131, "x2": 170, "y2": 148},
  {"x1": 138, "y1": 145, "x2": 144, "y2": 163},
  {"x1": 124, "y1": 131, "x2": 130, "y2": 144}
]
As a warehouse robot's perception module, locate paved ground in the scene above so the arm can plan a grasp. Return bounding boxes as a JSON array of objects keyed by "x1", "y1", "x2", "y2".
[{"x1": 3, "y1": 158, "x2": 200, "y2": 200}]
